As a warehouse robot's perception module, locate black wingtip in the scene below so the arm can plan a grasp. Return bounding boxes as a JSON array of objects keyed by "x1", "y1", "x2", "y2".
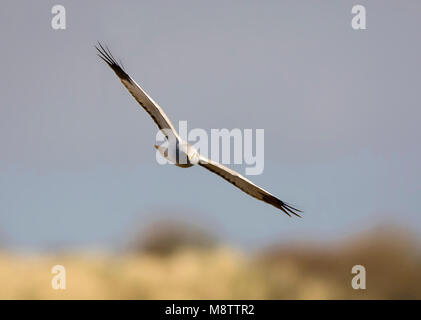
[
  {"x1": 95, "y1": 41, "x2": 130, "y2": 80},
  {"x1": 283, "y1": 202, "x2": 302, "y2": 218},
  {"x1": 261, "y1": 194, "x2": 302, "y2": 217}
]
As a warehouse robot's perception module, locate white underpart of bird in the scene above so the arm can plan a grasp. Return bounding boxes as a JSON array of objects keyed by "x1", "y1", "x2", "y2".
[{"x1": 96, "y1": 43, "x2": 302, "y2": 217}]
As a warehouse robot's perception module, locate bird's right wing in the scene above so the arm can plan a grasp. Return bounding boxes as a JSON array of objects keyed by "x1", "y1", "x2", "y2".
[
  {"x1": 198, "y1": 156, "x2": 301, "y2": 217},
  {"x1": 96, "y1": 43, "x2": 178, "y2": 139}
]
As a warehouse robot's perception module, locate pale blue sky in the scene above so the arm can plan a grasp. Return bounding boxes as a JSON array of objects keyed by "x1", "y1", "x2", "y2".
[{"x1": 0, "y1": 1, "x2": 420, "y2": 251}]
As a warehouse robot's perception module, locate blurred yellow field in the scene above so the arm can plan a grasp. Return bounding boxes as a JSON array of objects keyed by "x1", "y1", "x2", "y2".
[{"x1": 1, "y1": 227, "x2": 420, "y2": 299}]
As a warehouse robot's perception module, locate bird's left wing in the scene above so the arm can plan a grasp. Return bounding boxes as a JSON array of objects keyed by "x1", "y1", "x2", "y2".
[
  {"x1": 96, "y1": 43, "x2": 178, "y2": 139},
  {"x1": 198, "y1": 156, "x2": 302, "y2": 217}
]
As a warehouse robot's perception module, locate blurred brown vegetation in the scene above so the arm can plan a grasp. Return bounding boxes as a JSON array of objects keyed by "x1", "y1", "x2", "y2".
[
  {"x1": 131, "y1": 220, "x2": 217, "y2": 255},
  {"x1": 0, "y1": 223, "x2": 420, "y2": 299}
]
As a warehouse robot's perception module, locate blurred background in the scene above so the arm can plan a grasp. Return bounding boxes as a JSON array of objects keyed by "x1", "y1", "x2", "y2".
[{"x1": 0, "y1": 1, "x2": 420, "y2": 299}]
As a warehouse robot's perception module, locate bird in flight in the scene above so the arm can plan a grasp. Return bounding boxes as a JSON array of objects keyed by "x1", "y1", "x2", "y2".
[{"x1": 96, "y1": 43, "x2": 301, "y2": 217}]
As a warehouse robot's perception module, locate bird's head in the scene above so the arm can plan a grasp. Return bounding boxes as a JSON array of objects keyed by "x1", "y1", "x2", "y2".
[{"x1": 154, "y1": 144, "x2": 168, "y2": 159}]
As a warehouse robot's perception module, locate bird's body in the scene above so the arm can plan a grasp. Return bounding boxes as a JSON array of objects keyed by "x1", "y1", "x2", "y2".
[
  {"x1": 96, "y1": 43, "x2": 302, "y2": 217},
  {"x1": 154, "y1": 139, "x2": 198, "y2": 168}
]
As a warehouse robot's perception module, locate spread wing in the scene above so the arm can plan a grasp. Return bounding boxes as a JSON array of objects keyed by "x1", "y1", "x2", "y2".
[
  {"x1": 96, "y1": 43, "x2": 178, "y2": 139},
  {"x1": 198, "y1": 156, "x2": 302, "y2": 217}
]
